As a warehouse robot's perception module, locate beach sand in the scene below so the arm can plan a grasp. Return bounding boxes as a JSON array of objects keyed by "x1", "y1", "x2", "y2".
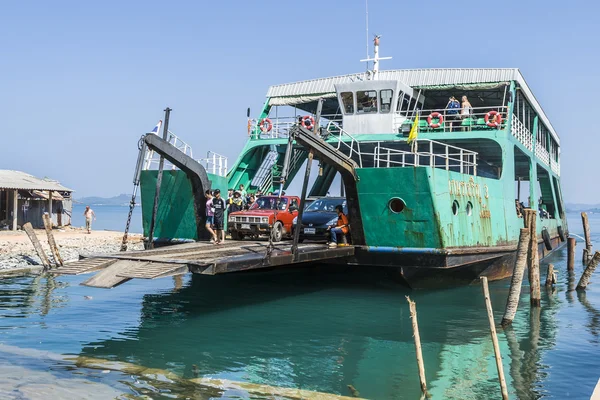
[{"x1": 0, "y1": 226, "x2": 144, "y2": 272}]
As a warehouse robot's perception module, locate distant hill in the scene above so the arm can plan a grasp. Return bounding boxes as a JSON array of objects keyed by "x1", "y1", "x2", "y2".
[
  {"x1": 565, "y1": 203, "x2": 600, "y2": 213},
  {"x1": 75, "y1": 194, "x2": 139, "y2": 206}
]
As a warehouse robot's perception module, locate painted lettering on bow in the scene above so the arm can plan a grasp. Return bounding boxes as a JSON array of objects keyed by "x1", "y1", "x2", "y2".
[{"x1": 448, "y1": 177, "x2": 489, "y2": 203}]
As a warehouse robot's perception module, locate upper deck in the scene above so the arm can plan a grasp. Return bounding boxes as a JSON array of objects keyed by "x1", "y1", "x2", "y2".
[{"x1": 247, "y1": 68, "x2": 561, "y2": 178}]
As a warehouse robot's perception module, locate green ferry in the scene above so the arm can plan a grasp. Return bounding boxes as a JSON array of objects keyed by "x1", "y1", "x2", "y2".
[{"x1": 139, "y1": 38, "x2": 567, "y2": 286}]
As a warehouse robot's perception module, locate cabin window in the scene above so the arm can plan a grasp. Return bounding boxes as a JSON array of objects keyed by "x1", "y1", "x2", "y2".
[
  {"x1": 341, "y1": 92, "x2": 354, "y2": 114},
  {"x1": 380, "y1": 89, "x2": 393, "y2": 113},
  {"x1": 397, "y1": 92, "x2": 410, "y2": 114},
  {"x1": 356, "y1": 90, "x2": 378, "y2": 114}
]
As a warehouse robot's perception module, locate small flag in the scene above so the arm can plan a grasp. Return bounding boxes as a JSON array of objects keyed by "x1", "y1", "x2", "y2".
[
  {"x1": 149, "y1": 120, "x2": 162, "y2": 135},
  {"x1": 407, "y1": 113, "x2": 419, "y2": 145}
]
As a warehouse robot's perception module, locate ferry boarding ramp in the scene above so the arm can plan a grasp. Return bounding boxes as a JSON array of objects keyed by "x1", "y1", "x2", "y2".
[{"x1": 52, "y1": 240, "x2": 355, "y2": 289}]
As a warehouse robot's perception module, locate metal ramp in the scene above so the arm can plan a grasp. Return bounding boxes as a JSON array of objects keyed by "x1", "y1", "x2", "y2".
[{"x1": 63, "y1": 240, "x2": 354, "y2": 289}]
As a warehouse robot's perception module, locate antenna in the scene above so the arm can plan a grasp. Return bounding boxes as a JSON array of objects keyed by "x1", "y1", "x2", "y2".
[{"x1": 365, "y1": 0, "x2": 369, "y2": 72}]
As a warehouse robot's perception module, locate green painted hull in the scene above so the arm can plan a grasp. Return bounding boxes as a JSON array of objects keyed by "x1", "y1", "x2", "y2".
[{"x1": 140, "y1": 170, "x2": 227, "y2": 242}]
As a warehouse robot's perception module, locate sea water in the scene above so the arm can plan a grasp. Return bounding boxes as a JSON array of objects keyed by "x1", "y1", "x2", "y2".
[
  {"x1": 71, "y1": 204, "x2": 143, "y2": 234},
  {"x1": 0, "y1": 212, "x2": 599, "y2": 399}
]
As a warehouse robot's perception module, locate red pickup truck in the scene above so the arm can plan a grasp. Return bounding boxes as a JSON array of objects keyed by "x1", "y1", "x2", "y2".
[{"x1": 228, "y1": 196, "x2": 300, "y2": 242}]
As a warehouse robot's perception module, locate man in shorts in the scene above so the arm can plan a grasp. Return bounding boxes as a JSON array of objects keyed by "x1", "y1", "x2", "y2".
[
  {"x1": 204, "y1": 190, "x2": 217, "y2": 242},
  {"x1": 211, "y1": 189, "x2": 227, "y2": 244},
  {"x1": 83, "y1": 206, "x2": 96, "y2": 234}
]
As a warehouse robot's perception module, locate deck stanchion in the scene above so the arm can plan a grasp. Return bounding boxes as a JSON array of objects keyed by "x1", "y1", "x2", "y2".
[
  {"x1": 577, "y1": 251, "x2": 600, "y2": 290},
  {"x1": 406, "y1": 296, "x2": 428, "y2": 397},
  {"x1": 480, "y1": 277, "x2": 509, "y2": 400},
  {"x1": 582, "y1": 212, "x2": 593, "y2": 264},
  {"x1": 42, "y1": 213, "x2": 63, "y2": 266},
  {"x1": 568, "y1": 237, "x2": 576, "y2": 271},
  {"x1": 147, "y1": 107, "x2": 172, "y2": 249},
  {"x1": 22, "y1": 222, "x2": 51, "y2": 271},
  {"x1": 545, "y1": 263, "x2": 555, "y2": 287},
  {"x1": 501, "y1": 228, "x2": 530, "y2": 327},
  {"x1": 524, "y1": 209, "x2": 541, "y2": 307}
]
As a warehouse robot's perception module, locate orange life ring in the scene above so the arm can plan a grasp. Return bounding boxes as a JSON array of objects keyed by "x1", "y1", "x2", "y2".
[
  {"x1": 485, "y1": 111, "x2": 502, "y2": 128},
  {"x1": 301, "y1": 115, "x2": 315, "y2": 130},
  {"x1": 259, "y1": 118, "x2": 272, "y2": 133},
  {"x1": 427, "y1": 112, "x2": 443, "y2": 128}
]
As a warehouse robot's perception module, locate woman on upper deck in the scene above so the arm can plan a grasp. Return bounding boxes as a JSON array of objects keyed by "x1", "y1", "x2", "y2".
[{"x1": 461, "y1": 96, "x2": 472, "y2": 118}]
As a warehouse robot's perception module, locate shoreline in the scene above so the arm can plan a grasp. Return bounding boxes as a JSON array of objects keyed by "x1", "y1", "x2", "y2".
[{"x1": 0, "y1": 226, "x2": 144, "y2": 273}]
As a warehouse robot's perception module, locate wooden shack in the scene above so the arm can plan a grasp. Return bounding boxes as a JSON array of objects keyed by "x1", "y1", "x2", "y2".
[{"x1": 0, "y1": 170, "x2": 73, "y2": 230}]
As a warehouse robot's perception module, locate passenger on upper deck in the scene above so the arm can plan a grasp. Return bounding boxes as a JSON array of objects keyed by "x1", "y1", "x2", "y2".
[
  {"x1": 461, "y1": 96, "x2": 472, "y2": 119},
  {"x1": 446, "y1": 96, "x2": 460, "y2": 131}
]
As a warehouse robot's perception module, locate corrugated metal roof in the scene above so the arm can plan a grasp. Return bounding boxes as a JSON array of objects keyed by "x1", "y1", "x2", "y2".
[
  {"x1": 0, "y1": 170, "x2": 73, "y2": 192},
  {"x1": 266, "y1": 68, "x2": 559, "y2": 144}
]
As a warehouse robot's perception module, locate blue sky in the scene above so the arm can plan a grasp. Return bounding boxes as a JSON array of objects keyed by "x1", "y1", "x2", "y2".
[{"x1": 1, "y1": 1, "x2": 598, "y2": 203}]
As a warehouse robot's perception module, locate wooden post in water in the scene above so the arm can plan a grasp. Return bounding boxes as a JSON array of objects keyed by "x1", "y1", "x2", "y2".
[
  {"x1": 480, "y1": 277, "x2": 509, "y2": 400},
  {"x1": 501, "y1": 228, "x2": 530, "y2": 327},
  {"x1": 22, "y1": 222, "x2": 51, "y2": 271},
  {"x1": 545, "y1": 264, "x2": 555, "y2": 287},
  {"x1": 42, "y1": 213, "x2": 63, "y2": 267},
  {"x1": 524, "y1": 209, "x2": 541, "y2": 307},
  {"x1": 567, "y1": 237, "x2": 576, "y2": 271},
  {"x1": 406, "y1": 296, "x2": 428, "y2": 397},
  {"x1": 582, "y1": 212, "x2": 593, "y2": 264},
  {"x1": 577, "y1": 251, "x2": 600, "y2": 290}
]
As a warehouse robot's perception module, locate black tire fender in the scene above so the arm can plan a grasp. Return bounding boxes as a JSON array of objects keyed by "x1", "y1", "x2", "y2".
[
  {"x1": 542, "y1": 228, "x2": 552, "y2": 251},
  {"x1": 558, "y1": 226, "x2": 566, "y2": 242}
]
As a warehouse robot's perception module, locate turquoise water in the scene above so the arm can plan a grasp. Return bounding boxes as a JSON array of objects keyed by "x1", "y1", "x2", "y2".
[
  {"x1": 0, "y1": 212, "x2": 599, "y2": 399},
  {"x1": 71, "y1": 204, "x2": 142, "y2": 233}
]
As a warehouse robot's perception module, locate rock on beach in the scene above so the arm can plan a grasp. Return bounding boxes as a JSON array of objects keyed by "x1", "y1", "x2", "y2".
[{"x1": 0, "y1": 227, "x2": 144, "y2": 271}]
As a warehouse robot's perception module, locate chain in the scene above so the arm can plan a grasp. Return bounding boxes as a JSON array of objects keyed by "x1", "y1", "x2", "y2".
[{"x1": 120, "y1": 137, "x2": 144, "y2": 252}]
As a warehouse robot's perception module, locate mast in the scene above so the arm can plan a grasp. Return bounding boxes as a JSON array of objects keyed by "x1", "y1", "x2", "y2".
[{"x1": 360, "y1": 35, "x2": 392, "y2": 80}]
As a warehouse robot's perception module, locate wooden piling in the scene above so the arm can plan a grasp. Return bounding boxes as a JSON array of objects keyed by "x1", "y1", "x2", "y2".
[
  {"x1": 567, "y1": 237, "x2": 576, "y2": 271},
  {"x1": 406, "y1": 296, "x2": 428, "y2": 396},
  {"x1": 501, "y1": 228, "x2": 530, "y2": 327},
  {"x1": 577, "y1": 251, "x2": 600, "y2": 290},
  {"x1": 582, "y1": 212, "x2": 593, "y2": 264},
  {"x1": 22, "y1": 222, "x2": 51, "y2": 271},
  {"x1": 480, "y1": 277, "x2": 509, "y2": 400},
  {"x1": 42, "y1": 213, "x2": 63, "y2": 267},
  {"x1": 545, "y1": 264, "x2": 555, "y2": 287},
  {"x1": 524, "y1": 209, "x2": 541, "y2": 307}
]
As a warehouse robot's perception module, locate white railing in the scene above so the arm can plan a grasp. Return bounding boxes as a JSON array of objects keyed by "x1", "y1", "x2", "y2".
[
  {"x1": 535, "y1": 141, "x2": 550, "y2": 166},
  {"x1": 252, "y1": 114, "x2": 343, "y2": 139},
  {"x1": 365, "y1": 140, "x2": 478, "y2": 175},
  {"x1": 511, "y1": 115, "x2": 533, "y2": 151},
  {"x1": 326, "y1": 121, "x2": 363, "y2": 168},
  {"x1": 198, "y1": 151, "x2": 228, "y2": 177},
  {"x1": 396, "y1": 106, "x2": 509, "y2": 133},
  {"x1": 143, "y1": 130, "x2": 193, "y2": 170},
  {"x1": 550, "y1": 157, "x2": 560, "y2": 176}
]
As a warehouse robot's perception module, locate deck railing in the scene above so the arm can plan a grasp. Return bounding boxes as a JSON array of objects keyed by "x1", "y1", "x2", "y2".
[
  {"x1": 397, "y1": 106, "x2": 509, "y2": 133},
  {"x1": 510, "y1": 115, "x2": 533, "y2": 151},
  {"x1": 198, "y1": 151, "x2": 228, "y2": 177},
  {"x1": 252, "y1": 115, "x2": 343, "y2": 139}
]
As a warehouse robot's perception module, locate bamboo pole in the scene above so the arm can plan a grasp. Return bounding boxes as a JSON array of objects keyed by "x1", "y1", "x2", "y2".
[
  {"x1": 545, "y1": 264, "x2": 555, "y2": 287},
  {"x1": 567, "y1": 237, "x2": 576, "y2": 271},
  {"x1": 524, "y1": 209, "x2": 541, "y2": 307},
  {"x1": 582, "y1": 212, "x2": 592, "y2": 263},
  {"x1": 406, "y1": 296, "x2": 428, "y2": 396},
  {"x1": 501, "y1": 228, "x2": 530, "y2": 327},
  {"x1": 577, "y1": 251, "x2": 600, "y2": 290},
  {"x1": 42, "y1": 213, "x2": 63, "y2": 267},
  {"x1": 22, "y1": 222, "x2": 51, "y2": 271},
  {"x1": 480, "y1": 277, "x2": 509, "y2": 400}
]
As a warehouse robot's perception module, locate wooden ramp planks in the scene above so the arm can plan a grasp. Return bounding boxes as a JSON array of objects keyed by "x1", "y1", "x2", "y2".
[
  {"x1": 52, "y1": 258, "x2": 117, "y2": 275},
  {"x1": 117, "y1": 262, "x2": 188, "y2": 279},
  {"x1": 81, "y1": 260, "x2": 146, "y2": 288}
]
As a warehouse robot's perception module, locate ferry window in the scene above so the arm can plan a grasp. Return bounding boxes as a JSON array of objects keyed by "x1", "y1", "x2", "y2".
[
  {"x1": 356, "y1": 90, "x2": 378, "y2": 114},
  {"x1": 380, "y1": 89, "x2": 393, "y2": 113},
  {"x1": 341, "y1": 92, "x2": 354, "y2": 114},
  {"x1": 397, "y1": 92, "x2": 410, "y2": 113}
]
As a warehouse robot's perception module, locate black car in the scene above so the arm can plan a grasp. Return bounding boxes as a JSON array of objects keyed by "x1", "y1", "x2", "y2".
[{"x1": 294, "y1": 197, "x2": 348, "y2": 242}]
